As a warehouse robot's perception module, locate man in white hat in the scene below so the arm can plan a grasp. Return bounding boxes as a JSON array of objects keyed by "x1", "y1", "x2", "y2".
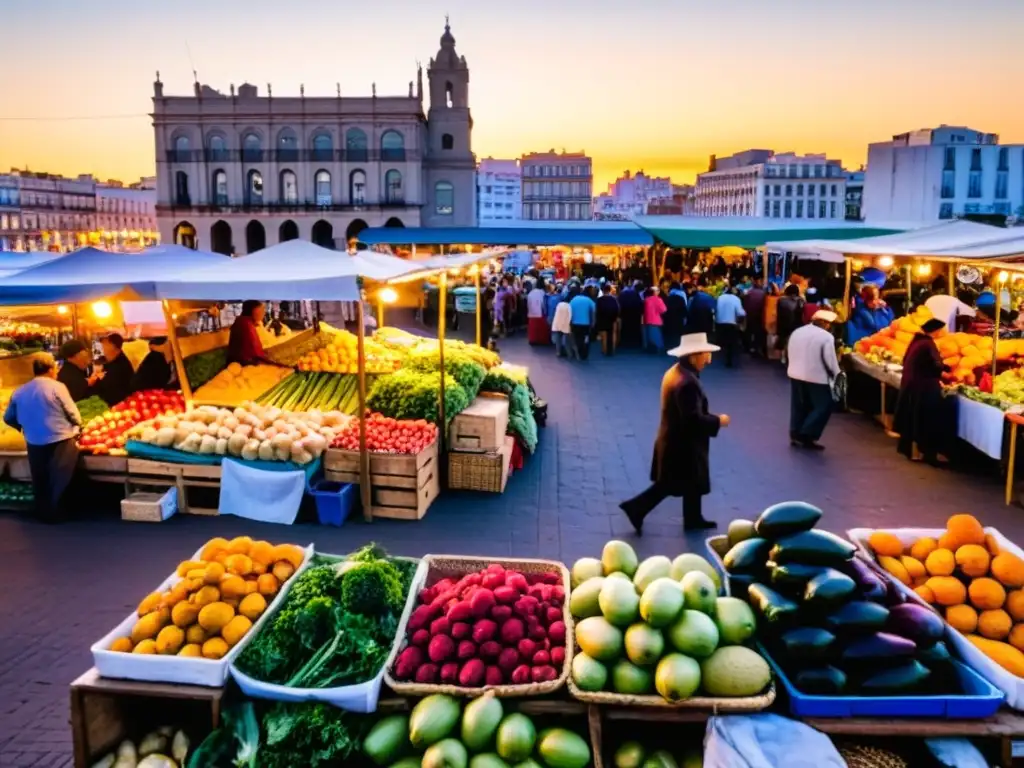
[
  {"x1": 786, "y1": 309, "x2": 841, "y2": 450},
  {"x1": 619, "y1": 333, "x2": 730, "y2": 533}
]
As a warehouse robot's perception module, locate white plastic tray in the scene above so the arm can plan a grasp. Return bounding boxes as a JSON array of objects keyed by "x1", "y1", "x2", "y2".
[
  {"x1": 848, "y1": 526, "x2": 1024, "y2": 710},
  {"x1": 230, "y1": 556, "x2": 427, "y2": 712},
  {"x1": 91, "y1": 543, "x2": 313, "y2": 687}
]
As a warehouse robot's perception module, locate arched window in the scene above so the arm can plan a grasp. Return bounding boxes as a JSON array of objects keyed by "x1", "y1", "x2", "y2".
[
  {"x1": 381, "y1": 130, "x2": 405, "y2": 161},
  {"x1": 279, "y1": 220, "x2": 299, "y2": 242},
  {"x1": 173, "y1": 221, "x2": 196, "y2": 249},
  {"x1": 441, "y1": 133, "x2": 454, "y2": 150},
  {"x1": 277, "y1": 128, "x2": 298, "y2": 161},
  {"x1": 173, "y1": 135, "x2": 191, "y2": 162},
  {"x1": 435, "y1": 181, "x2": 454, "y2": 216},
  {"x1": 311, "y1": 220, "x2": 334, "y2": 249},
  {"x1": 242, "y1": 132, "x2": 262, "y2": 162},
  {"x1": 315, "y1": 170, "x2": 332, "y2": 206},
  {"x1": 212, "y1": 170, "x2": 228, "y2": 206},
  {"x1": 245, "y1": 220, "x2": 266, "y2": 253},
  {"x1": 246, "y1": 170, "x2": 263, "y2": 205},
  {"x1": 312, "y1": 132, "x2": 333, "y2": 161},
  {"x1": 175, "y1": 171, "x2": 190, "y2": 206},
  {"x1": 349, "y1": 170, "x2": 367, "y2": 205},
  {"x1": 384, "y1": 170, "x2": 403, "y2": 204},
  {"x1": 207, "y1": 134, "x2": 227, "y2": 161},
  {"x1": 445, "y1": 82, "x2": 454, "y2": 108},
  {"x1": 346, "y1": 128, "x2": 368, "y2": 162},
  {"x1": 280, "y1": 170, "x2": 297, "y2": 204},
  {"x1": 210, "y1": 220, "x2": 233, "y2": 255}
]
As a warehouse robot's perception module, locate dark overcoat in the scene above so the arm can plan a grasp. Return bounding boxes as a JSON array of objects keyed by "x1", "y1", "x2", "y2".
[{"x1": 650, "y1": 360, "x2": 721, "y2": 497}]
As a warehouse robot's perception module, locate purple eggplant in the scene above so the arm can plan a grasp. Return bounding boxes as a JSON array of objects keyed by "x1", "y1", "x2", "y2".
[
  {"x1": 885, "y1": 603, "x2": 944, "y2": 647},
  {"x1": 842, "y1": 632, "x2": 916, "y2": 661},
  {"x1": 844, "y1": 556, "x2": 888, "y2": 602}
]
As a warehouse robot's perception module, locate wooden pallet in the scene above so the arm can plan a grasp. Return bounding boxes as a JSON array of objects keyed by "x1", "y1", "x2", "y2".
[
  {"x1": 80, "y1": 454, "x2": 130, "y2": 485},
  {"x1": 324, "y1": 441, "x2": 439, "y2": 520},
  {"x1": 126, "y1": 459, "x2": 221, "y2": 516},
  {"x1": 70, "y1": 668, "x2": 223, "y2": 768}
]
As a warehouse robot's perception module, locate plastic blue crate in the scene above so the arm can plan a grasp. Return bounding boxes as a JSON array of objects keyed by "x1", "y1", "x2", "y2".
[
  {"x1": 761, "y1": 643, "x2": 1004, "y2": 718},
  {"x1": 306, "y1": 474, "x2": 357, "y2": 527}
]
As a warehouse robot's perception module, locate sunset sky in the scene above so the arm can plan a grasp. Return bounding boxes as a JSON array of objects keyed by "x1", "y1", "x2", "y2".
[{"x1": 1, "y1": 0, "x2": 1022, "y2": 191}]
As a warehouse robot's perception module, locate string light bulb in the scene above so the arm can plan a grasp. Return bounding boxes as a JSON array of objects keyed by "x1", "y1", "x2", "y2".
[
  {"x1": 878, "y1": 256, "x2": 894, "y2": 268},
  {"x1": 91, "y1": 301, "x2": 113, "y2": 319},
  {"x1": 379, "y1": 287, "x2": 398, "y2": 304}
]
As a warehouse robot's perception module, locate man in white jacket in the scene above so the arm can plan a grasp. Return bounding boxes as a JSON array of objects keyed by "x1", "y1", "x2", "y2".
[{"x1": 786, "y1": 309, "x2": 841, "y2": 450}]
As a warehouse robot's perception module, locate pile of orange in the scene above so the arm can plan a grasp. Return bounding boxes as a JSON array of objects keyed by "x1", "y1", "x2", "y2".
[
  {"x1": 868, "y1": 514, "x2": 1024, "y2": 676},
  {"x1": 296, "y1": 330, "x2": 401, "y2": 374}
]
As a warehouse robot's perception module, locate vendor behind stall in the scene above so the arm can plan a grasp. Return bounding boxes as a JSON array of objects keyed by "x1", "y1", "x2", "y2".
[
  {"x1": 228, "y1": 300, "x2": 274, "y2": 366},
  {"x1": 57, "y1": 339, "x2": 102, "y2": 402},
  {"x1": 3, "y1": 353, "x2": 82, "y2": 523},
  {"x1": 96, "y1": 333, "x2": 134, "y2": 406},
  {"x1": 894, "y1": 318, "x2": 953, "y2": 466},
  {"x1": 131, "y1": 337, "x2": 173, "y2": 392}
]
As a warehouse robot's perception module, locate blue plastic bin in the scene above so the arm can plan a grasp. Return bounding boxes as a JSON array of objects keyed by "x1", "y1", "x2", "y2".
[
  {"x1": 761, "y1": 643, "x2": 1004, "y2": 718},
  {"x1": 306, "y1": 474, "x2": 357, "y2": 527}
]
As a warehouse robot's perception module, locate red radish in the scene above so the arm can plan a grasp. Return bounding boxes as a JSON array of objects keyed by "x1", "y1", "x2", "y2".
[
  {"x1": 459, "y1": 658, "x2": 486, "y2": 687},
  {"x1": 457, "y1": 640, "x2": 477, "y2": 660},
  {"x1": 551, "y1": 647, "x2": 565, "y2": 667},
  {"x1": 538, "y1": 572, "x2": 560, "y2": 585},
  {"x1": 470, "y1": 589, "x2": 497, "y2": 618},
  {"x1": 445, "y1": 598, "x2": 460, "y2": 613},
  {"x1": 455, "y1": 572, "x2": 482, "y2": 592},
  {"x1": 428, "y1": 635, "x2": 456, "y2": 663},
  {"x1": 434, "y1": 578, "x2": 456, "y2": 593},
  {"x1": 517, "y1": 638, "x2": 538, "y2": 659},
  {"x1": 462, "y1": 585, "x2": 480, "y2": 602},
  {"x1": 497, "y1": 647, "x2": 520, "y2": 672},
  {"x1": 486, "y1": 563, "x2": 506, "y2": 575},
  {"x1": 479, "y1": 640, "x2": 502, "y2": 659},
  {"x1": 505, "y1": 572, "x2": 529, "y2": 592},
  {"x1": 513, "y1": 597, "x2": 538, "y2": 618},
  {"x1": 528, "y1": 623, "x2": 547, "y2": 641},
  {"x1": 447, "y1": 601, "x2": 474, "y2": 623},
  {"x1": 411, "y1": 629, "x2": 430, "y2": 647},
  {"x1": 531, "y1": 665, "x2": 558, "y2": 683},
  {"x1": 408, "y1": 605, "x2": 438, "y2": 632},
  {"x1": 482, "y1": 572, "x2": 504, "y2": 590},
  {"x1": 440, "y1": 662, "x2": 460, "y2": 684},
  {"x1": 550, "y1": 585, "x2": 565, "y2": 604},
  {"x1": 418, "y1": 587, "x2": 435, "y2": 604},
  {"x1": 540, "y1": 638, "x2": 551, "y2": 651},
  {"x1": 485, "y1": 666, "x2": 504, "y2": 686},
  {"x1": 545, "y1": 606, "x2": 562, "y2": 625},
  {"x1": 430, "y1": 617, "x2": 451, "y2": 636},
  {"x1": 511, "y1": 664, "x2": 531, "y2": 684},
  {"x1": 493, "y1": 586, "x2": 518, "y2": 605},
  {"x1": 548, "y1": 621, "x2": 566, "y2": 646},
  {"x1": 533, "y1": 649, "x2": 550, "y2": 666},
  {"x1": 394, "y1": 646, "x2": 423, "y2": 680},
  {"x1": 500, "y1": 618, "x2": 525, "y2": 645},
  {"x1": 491, "y1": 605, "x2": 513, "y2": 623},
  {"x1": 451, "y1": 622, "x2": 471, "y2": 640},
  {"x1": 415, "y1": 664, "x2": 439, "y2": 683},
  {"x1": 472, "y1": 619, "x2": 497, "y2": 644},
  {"x1": 430, "y1": 589, "x2": 459, "y2": 610}
]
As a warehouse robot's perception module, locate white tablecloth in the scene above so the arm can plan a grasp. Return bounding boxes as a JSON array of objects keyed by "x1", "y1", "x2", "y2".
[{"x1": 956, "y1": 395, "x2": 1005, "y2": 460}]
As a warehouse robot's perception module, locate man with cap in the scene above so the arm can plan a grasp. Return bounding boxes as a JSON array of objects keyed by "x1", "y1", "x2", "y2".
[
  {"x1": 57, "y1": 339, "x2": 103, "y2": 402},
  {"x1": 619, "y1": 333, "x2": 730, "y2": 533},
  {"x1": 786, "y1": 309, "x2": 841, "y2": 450},
  {"x1": 3, "y1": 353, "x2": 82, "y2": 522},
  {"x1": 894, "y1": 317, "x2": 951, "y2": 465},
  {"x1": 97, "y1": 333, "x2": 135, "y2": 406},
  {"x1": 131, "y1": 337, "x2": 174, "y2": 392}
]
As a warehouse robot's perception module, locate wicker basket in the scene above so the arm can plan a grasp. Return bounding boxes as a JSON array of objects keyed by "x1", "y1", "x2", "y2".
[
  {"x1": 566, "y1": 614, "x2": 776, "y2": 710},
  {"x1": 384, "y1": 554, "x2": 573, "y2": 698},
  {"x1": 121, "y1": 487, "x2": 177, "y2": 522},
  {"x1": 448, "y1": 437, "x2": 513, "y2": 493}
]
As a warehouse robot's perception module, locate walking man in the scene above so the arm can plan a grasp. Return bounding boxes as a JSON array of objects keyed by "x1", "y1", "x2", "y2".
[
  {"x1": 569, "y1": 284, "x2": 597, "y2": 361},
  {"x1": 786, "y1": 309, "x2": 841, "y2": 450},
  {"x1": 715, "y1": 285, "x2": 746, "y2": 367}
]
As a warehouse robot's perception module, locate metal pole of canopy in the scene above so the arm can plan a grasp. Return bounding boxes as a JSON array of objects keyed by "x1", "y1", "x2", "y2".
[
  {"x1": 161, "y1": 300, "x2": 193, "y2": 403},
  {"x1": 905, "y1": 263, "x2": 913, "y2": 311},
  {"x1": 994, "y1": 287, "x2": 1003, "y2": 380},
  {"x1": 377, "y1": 296, "x2": 384, "y2": 330},
  {"x1": 71, "y1": 304, "x2": 80, "y2": 341},
  {"x1": 649, "y1": 246, "x2": 656, "y2": 287},
  {"x1": 843, "y1": 258, "x2": 852, "y2": 319},
  {"x1": 949, "y1": 262, "x2": 956, "y2": 296},
  {"x1": 356, "y1": 294, "x2": 372, "y2": 521},
  {"x1": 474, "y1": 265, "x2": 482, "y2": 347},
  {"x1": 437, "y1": 270, "x2": 448, "y2": 456},
  {"x1": 762, "y1": 247, "x2": 769, "y2": 284}
]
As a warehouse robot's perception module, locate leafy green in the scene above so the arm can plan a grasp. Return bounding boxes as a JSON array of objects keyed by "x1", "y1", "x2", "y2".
[
  {"x1": 406, "y1": 344, "x2": 487, "y2": 398},
  {"x1": 368, "y1": 369, "x2": 469, "y2": 424},
  {"x1": 235, "y1": 546, "x2": 416, "y2": 689},
  {"x1": 184, "y1": 347, "x2": 228, "y2": 389},
  {"x1": 187, "y1": 701, "x2": 259, "y2": 768},
  {"x1": 258, "y1": 702, "x2": 371, "y2": 768}
]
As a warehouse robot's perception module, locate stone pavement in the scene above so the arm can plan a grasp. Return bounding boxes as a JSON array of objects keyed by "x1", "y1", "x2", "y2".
[{"x1": 1, "y1": 335, "x2": 1021, "y2": 766}]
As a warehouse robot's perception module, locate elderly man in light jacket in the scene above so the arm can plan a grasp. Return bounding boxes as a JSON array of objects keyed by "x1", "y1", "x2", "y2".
[{"x1": 786, "y1": 309, "x2": 841, "y2": 450}]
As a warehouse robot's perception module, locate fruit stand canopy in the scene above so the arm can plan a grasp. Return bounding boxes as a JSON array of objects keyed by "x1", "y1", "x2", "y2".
[
  {"x1": 0, "y1": 251, "x2": 63, "y2": 279},
  {"x1": 0, "y1": 245, "x2": 228, "y2": 305},
  {"x1": 765, "y1": 220, "x2": 1024, "y2": 264},
  {"x1": 634, "y1": 216, "x2": 913, "y2": 249},
  {"x1": 358, "y1": 222, "x2": 655, "y2": 247}
]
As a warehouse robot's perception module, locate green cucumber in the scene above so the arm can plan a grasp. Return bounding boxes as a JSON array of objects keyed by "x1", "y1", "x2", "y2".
[
  {"x1": 755, "y1": 501, "x2": 823, "y2": 540},
  {"x1": 769, "y1": 530, "x2": 856, "y2": 567}
]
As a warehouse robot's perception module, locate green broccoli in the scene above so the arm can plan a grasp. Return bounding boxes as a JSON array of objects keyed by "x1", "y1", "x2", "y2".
[{"x1": 341, "y1": 560, "x2": 404, "y2": 616}]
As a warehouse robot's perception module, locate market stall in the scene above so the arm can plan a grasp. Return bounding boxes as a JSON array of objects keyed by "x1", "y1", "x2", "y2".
[{"x1": 70, "y1": 505, "x2": 1024, "y2": 767}]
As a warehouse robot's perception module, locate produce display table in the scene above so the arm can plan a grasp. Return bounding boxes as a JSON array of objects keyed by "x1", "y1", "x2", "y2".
[
  {"x1": 80, "y1": 454, "x2": 130, "y2": 485},
  {"x1": 0, "y1": 448, "x2": 30, "y2": 482},
  {"x1": 126, "y1": 458, "x2": 222, "y2": 516},
  {"x1": 324, "y1": 441, "x2": 439, "y2": 520},
  {"x1": 70, "y1": 667, "x2": 224, "y2": 768}
]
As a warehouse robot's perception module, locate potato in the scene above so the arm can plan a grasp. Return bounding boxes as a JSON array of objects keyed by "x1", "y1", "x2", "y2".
[
  {"x1": 133, "y1": 639, "x2": 158, "y2": 654},
  {"x1": 221, "y1": 615, "x2": 253, "y2": 647},
  {"x1": 272, "y1": 544, "x2": 304, "y2": 570},
  {"x1": 137, "y1": 591, "x2": 163, "y2": 617},
  {"x1": 110, "y1": 637, "x2": 134, "y2": 653},
  {"x1": 171, "y1": 601, "x2": 199, "y2": 628},
  {"x1": 176, "y1": 560, "x2": 205, "y2": 577},
  {"x1": 272, "y1": 561, "x2": 295, "y2": 583},
  {"x1": 200, "y1": 538, "x2": 230, "y2": 562},
  {"x1": 257, "y1": 573, "x2": 280, "y2": 596},
  {"x1": 198, "y1": 602, "x2": 235, "y2": 633},
  {"x1": 185, "y1": 625, "x2": 208, "y2": 645},
  {"x1": 164, "y1": 583, "x2": 189, "y2": 607},
  {"x1": 227, "y1": 536, "x2": 254, "y2": 555},
  {"x1": 156, "y1": 625, "x2": 185, "y2": 655},
  {"x1": 219, "y1": 575, "x2": 247, "y2": 599},
  {"x1": 223, "y1": 598, "x2": 239, "y2": 610},
  {"x1": 193, "y1": 585, "x2": 220, "y2": 607},
  {"x1": 225, "y1": 554, "x2": 253, "y2": 577},
  {"x1": 249, "y1": 540, "x2": 276, "y2": 567},
  {"x1": 186, "y1": 568, "x2": 207, "y2": 581},
  {"x1": 178, "y1": 643, "x2": 202, "y2": 658},
  {"x1": 131, "y1": 611, "x2": 165, "y2": 644},
  {"x1": 202, "y1": 637, "x2": 229, "y2": 660},
  {"x1": 239, "y1": 593, "x2": 267, "y2": 621},
  {"x1": 203, "y1": 562, "x2": 225, "y2": 584},
  {"x1": 244, "y1": 579, "x2": 259, "y2": 595},
  {"x1": 250, "y1": 561, "x2": 267, "y2": 576}
]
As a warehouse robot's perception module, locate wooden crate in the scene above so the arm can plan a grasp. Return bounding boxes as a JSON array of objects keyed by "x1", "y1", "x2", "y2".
[
  {"x1": 448, "y1": 436, "x2": 513, "y2": 493},
  {"x1": 324, "y1": 441, "x2": 439, "y2": 520},
  {"x1": 70, "y1": 667, "x2": 223, "y2": 768},
  {"x1": 450, "y1": 395, "x2": 510, "y2": 452},
  {"x1": 127, "y1": 459, "x2": 221, "y2": 516},
  {"x1": 80, "y1": 453, "x2": 130, "y2": 485}
]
